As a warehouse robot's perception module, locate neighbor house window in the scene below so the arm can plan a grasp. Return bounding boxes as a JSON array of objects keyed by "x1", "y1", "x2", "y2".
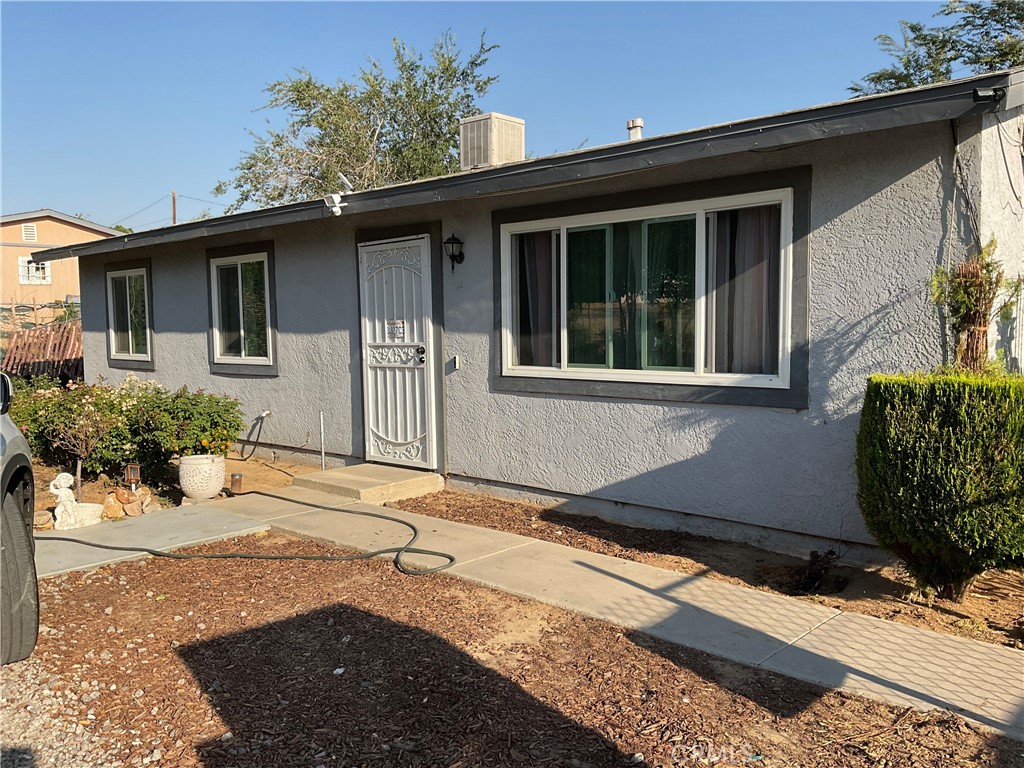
[
  {"x1": 501, "y1": 189, "x2": 793, "y2": 388},
  {"x1": 18, "y1": 256, "x2": 50, "y2": 285},
  {"x1": 209, "y1": 250, "x2": 271, "y2": 364},
  {"x1": 106, "y1": 267, "x2": 150, "y2": 360}
]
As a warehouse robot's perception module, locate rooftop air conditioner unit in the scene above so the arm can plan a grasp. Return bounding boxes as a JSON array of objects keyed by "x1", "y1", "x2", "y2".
[{"x1": 459, "y1": 113, "x2": 525, "y2": 171}]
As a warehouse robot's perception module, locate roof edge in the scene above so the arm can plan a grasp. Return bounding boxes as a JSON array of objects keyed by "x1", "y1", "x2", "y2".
[
  {"x1": 1, "y1": 208, "x2": 123, "y2": 236},
  {"x1": 34, "y1": 67, "x2": 1024, "y2": 263}
]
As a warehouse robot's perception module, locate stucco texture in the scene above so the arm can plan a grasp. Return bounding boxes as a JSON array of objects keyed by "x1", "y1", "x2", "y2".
[
  {"x1": 79, "y1": 117, "x2": 1002, "y2": 548},
  {"x1": 441, "y1": 121, "x2": 972, "y2": 546}
]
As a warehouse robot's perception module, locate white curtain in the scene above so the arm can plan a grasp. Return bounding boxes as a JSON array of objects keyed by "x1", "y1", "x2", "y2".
[{"x1": 712, "y1": 206, "x2": 781, "y2": 374}]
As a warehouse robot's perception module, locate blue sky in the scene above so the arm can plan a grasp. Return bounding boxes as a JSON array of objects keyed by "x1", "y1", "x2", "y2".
[{"x1": 2, "y1": 1, "x2": 948, "y2": 228}]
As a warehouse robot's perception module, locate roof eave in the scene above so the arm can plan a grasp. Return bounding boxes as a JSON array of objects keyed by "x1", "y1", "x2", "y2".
[{"x1": 33, "y1": 67, "x2": 1023, "y2": 263}]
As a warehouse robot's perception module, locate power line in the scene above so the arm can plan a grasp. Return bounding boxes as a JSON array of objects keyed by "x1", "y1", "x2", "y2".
[
  {"x1": 113, "y1": 194, "x2": 169, "y2": 225},
  {"x1": 178, "y1": 193, "x2": 224, "y2": 207},
  {"x1": 135, "y1": 217, "x2": 173, "y2": 229}
]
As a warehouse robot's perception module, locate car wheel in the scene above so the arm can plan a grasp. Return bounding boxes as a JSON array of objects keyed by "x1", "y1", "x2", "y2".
[{"x1": 1, "y1": 484, "x2": 39, "y2": 665}]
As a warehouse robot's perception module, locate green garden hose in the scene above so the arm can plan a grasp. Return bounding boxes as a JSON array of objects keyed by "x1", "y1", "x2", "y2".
[{"x1": 34, "y1": 489, "x2": 456, "y2": 576}]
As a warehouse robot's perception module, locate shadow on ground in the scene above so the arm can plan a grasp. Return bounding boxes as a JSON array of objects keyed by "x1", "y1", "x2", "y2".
[
  {"x1": 0, "y1": 748, "x2": 35, "y2": 768},
  {"x1": 177, "y1": 604, "x2": 626, "y2": 767},
  {"x1": 569, "y1": 561, "x2": 1024, "y2": 744}
]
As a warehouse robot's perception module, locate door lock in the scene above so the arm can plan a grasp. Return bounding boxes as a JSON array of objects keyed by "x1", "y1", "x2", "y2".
[{"x1": 416, "y1": 346, "x2": 425, "y2": 354}]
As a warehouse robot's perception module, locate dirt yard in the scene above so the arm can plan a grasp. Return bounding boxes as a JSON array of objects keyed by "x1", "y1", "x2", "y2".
[
  {"x1": 389, "y1": 490, "x2": 1024, "y2": 650},
  {"x1": 31, "y1": 455, "x2": 1023, "y2": 651},
  {"x1": 2, "y1": 532, "x2": 1018, "y2": 767}
]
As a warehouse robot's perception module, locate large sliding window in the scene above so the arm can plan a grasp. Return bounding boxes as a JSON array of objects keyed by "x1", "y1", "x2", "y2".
[
  {"x1": 501, "y1": 189, "x2": 792, "y2": 389},
  {"x1": 106, "y1": 267, "x2": 151, "y2": 362},
  {"x1": 209, "y1": 250, "x2": 272, "y2": 365}
]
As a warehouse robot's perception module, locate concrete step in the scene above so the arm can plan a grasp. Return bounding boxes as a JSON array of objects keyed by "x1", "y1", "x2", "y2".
[{"x1": 291, "y1": 464, "x2": 444, "y2": 503}]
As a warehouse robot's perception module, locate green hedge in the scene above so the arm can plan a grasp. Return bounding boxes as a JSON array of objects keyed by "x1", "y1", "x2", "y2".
[
  {"x1": 10, "y1": 375, "x2": 244, "y2": 484},
  {"x1": 856, "y1": 373, "x2": 1024, "y2": 600}
]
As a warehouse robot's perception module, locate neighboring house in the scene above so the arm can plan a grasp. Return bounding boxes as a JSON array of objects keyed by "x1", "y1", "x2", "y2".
[
  {"x1": 1, "y1": 210, "x2": 121, "y2": 323},
  {"x1": 35, "y1": 69, "x2": 1024, "y2": 558}
]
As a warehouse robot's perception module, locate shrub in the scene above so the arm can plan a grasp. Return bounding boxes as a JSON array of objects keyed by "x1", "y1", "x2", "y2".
[
  {"x1": 155, "y1": 388, "x2": 245, "y2": 458},
  {"x1": 856, "y1": 373, "x2": 1024, "y2": 600},
  {"x1": 9, "y1": 375, "x2": 61, "y2": 457},
  {"x1": 11, "y1": 375, "x2": 245, "y2": 485},
  {"x1": 930, "y1": 238, "x2": 1021, "y2": 372}
]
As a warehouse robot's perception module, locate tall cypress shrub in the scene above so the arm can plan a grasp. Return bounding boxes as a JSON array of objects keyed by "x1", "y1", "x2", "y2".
[{"x1": 856, "y1": 373, "x2": 1024, "y2": 600}]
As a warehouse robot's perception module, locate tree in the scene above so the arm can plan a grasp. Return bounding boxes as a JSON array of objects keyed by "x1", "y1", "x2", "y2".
[
  {"x1": 850, "y1": 0, "x2": 1024, "y2": 95},
  {"x1": 849, "y1": 21, "x2": 955, "y2": 96},
  {"x1": 214, "y1": 31, "x2": 497, "y2": 213},
  {"x1": 942, "y1": 0, "x2": 1024, "y2": 71}
]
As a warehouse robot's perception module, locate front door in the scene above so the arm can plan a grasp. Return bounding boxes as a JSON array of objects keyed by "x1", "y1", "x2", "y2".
[{"x1": 358, "y1": 235, "x2": 437, "y2": 470}]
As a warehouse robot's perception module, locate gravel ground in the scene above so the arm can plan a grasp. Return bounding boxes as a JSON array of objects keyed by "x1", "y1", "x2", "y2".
[
  {"x1": 1, "y1": 531, "x2": 1021, "y2": 767},
  {"x1": 0, "y1": 649, "x2": 130, "y2": 767}
]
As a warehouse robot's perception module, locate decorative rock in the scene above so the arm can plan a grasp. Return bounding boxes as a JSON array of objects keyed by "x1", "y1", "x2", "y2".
[
  {"x1": 123, "y1": 501, "x2": 144, "y2": 517},
  {"x1": 34, "y1": 509, "x2": 54, "y2": 528},
  {"x1": 102, "y1": 494, "x2": 125, "y2": 520},
  {"x1": 137, "y1": 490, "x2": 154, "y2": 512},
  {"x1": 114, "y1": 487, "x2": 134, "y2": 505}
]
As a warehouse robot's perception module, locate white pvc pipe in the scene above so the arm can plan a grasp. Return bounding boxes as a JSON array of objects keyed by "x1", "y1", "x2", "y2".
[{"x1": 319, "y1": 410, "x2": 326, "y2": 471}]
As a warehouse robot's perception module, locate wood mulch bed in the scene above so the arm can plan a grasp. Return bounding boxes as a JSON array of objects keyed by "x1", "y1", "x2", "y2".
[
  {"x1": 388, "y1": 490, "x2": 1024, "y2": 649},
  {"x1": 4, "y1": 532, "x2": 1019, "y2": 767}
]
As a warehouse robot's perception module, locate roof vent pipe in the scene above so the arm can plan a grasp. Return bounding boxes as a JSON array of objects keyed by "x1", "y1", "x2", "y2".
[{"x1": 627, "y1": 118, "x2": 644, "y2": 141}]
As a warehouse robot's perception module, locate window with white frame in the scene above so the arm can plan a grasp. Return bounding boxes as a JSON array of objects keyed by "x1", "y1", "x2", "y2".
[
  {"x1": 18, "y1": 256, "x2": 50, "y2": 285},
  {"x1": 106, "y1": 268, "x2": 150, "y2": 360},
  {"x1": 210, "y1": 251, "x2": 271, "y2": 364},
  {"x1": 501, "y1": 189, "x2": 793, "y2": 388}
]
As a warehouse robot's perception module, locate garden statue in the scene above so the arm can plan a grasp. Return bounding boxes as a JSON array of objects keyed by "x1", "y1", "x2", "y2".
[{"x1": 50, "y1": 472, "x2": 104, "y2": 530}]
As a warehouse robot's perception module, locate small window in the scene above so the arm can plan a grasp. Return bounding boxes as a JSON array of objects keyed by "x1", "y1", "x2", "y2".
[
  {"x1": 18, "y1": 256, "x2": 50, "y2": 285},
  {"x1": 210, "y1": 250, "x2": 271, "y2": 364},
  {"x1": 21, "y1": 223, "x2": 37, "y2": 242},
  {"x1": 501, "y1": 189, "x2": 792, "y2": 390},
  {"x1": 106, "y1": 268, "x2": 151, "y2": 360}
]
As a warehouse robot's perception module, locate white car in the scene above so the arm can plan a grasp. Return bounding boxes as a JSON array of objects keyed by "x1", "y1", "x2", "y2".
[{"x1": 0, "y1": 372, "x2": 38, "y2": 664}]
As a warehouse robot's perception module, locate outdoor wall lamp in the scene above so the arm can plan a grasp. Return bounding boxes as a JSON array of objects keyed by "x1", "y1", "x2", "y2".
[
  {"x1": 972, "y1": 87, "x2": 1006, "y2": 104},
  {"x1": 443, "y1": 234, "x2": 465, "y2": 272}
]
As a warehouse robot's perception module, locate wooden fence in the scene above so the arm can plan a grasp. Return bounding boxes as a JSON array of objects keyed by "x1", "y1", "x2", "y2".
[{"x1": 1, "y1": 321, "x2": 83, "y2": 381}]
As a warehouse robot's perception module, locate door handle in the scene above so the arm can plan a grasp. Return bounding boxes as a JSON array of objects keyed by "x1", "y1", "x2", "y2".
[{"x1": 418, "y1": 355, "x2": 426, "y2": 364}]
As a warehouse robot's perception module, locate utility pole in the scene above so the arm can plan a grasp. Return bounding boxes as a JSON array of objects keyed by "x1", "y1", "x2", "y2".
[{"x1": 171, "y1": 190, "x2": 177, "y2": 225}]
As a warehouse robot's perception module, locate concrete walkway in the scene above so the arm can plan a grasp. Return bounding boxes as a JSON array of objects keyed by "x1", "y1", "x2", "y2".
[
  {"x1": 207, "y1": 488, "x2": 1024, "y2": 740},
  {"x1": 34, "y1": 506, "x2": 268, "y2": 578}
]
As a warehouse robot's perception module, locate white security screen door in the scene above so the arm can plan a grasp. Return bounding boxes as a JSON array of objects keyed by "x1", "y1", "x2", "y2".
[{"x1": 358, "y1": 235, "x2": 438, "y2": 470}]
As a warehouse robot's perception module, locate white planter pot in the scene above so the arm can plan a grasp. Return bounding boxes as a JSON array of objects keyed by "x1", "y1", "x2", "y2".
[{"x1": 178, "y1": 455, "x2": 226, "y2": 500}]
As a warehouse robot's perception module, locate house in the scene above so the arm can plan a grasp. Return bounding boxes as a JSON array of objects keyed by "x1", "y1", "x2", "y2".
[
  {"x1": 1, "y1": 209, "x2": 121, "y2": 328},
  {"x1": 34, "y1": 69, "x2": 1024, "y2": 559}
]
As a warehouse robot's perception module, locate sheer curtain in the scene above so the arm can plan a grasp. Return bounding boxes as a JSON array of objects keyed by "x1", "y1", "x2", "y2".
[
  {"x1": 516, "y1": 232, "x2": 555, "y2": 366},
  {"x1": 711, "y1": 205, "x2": 781, "y2": 375}
]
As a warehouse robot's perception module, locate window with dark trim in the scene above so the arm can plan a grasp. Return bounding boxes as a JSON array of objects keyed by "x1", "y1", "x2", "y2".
[
  {"x1": 206, "y1": 242, "x2": 278, "y2": 376},
  {"x1": 501, "y1": 189, "x2": 794, "y2": 390},
  {"x1": 106, "y1": 267, "x2": 151, "y2": 362}
]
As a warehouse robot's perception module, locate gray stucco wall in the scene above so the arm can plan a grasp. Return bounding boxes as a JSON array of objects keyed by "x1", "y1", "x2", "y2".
[
  {"x1": 79, "y1": 116, "x2": 996, "y2": 550},
  {"x1": 80, "y1": 219, "x2": 366, "y2": 457}
]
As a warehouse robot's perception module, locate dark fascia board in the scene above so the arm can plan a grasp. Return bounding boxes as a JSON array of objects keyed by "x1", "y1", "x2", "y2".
[
  {"x1": 1, "y1": 208, "x2": 124, "y2": 236},
  {"x1": 34, "y1": 68, "x2": 1022, "y2": 264},
  {"x1": 35, "y1": 201, "x2": 329, "y2": 262}
]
